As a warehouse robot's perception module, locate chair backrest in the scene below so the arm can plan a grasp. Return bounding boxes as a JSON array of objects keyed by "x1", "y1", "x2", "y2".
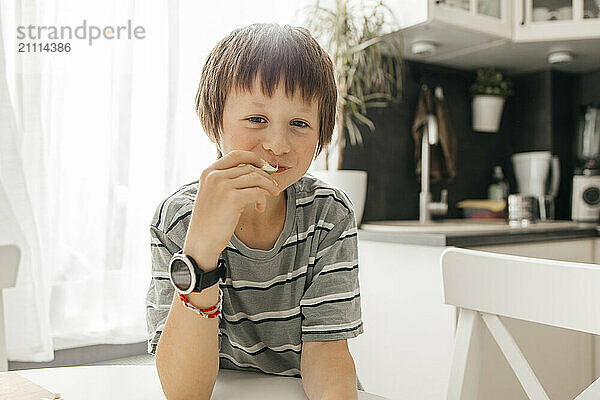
[
  {"x1": 441, "y1": 247, "x2": 600, "y2": 336},
  {"x1": 0, "y1": 244, "x2": 20, "y2": 289},
  {"x1": 441, "y1": 247, "x2": 600, "y2": 400}
]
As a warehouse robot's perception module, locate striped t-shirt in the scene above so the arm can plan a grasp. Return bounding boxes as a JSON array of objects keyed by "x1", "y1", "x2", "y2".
[{"x1": 146, "y1": 173, "x2": 363, "y2": 378}]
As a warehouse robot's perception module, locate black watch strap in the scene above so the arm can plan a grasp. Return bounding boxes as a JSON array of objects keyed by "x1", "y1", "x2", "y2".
[
  {"x1": 191, "y1": 256, "x2": 227, "y2": 292},
  {"x1": 169, "y1": 250, "x2": 227, "y2": 294}
]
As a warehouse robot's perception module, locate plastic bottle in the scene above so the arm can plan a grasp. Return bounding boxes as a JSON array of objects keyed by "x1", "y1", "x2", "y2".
[{"x1": 488, "y1": 166, "x2": 509, "y2": 200}]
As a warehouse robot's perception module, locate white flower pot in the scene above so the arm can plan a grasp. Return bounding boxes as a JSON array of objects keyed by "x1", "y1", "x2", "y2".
[
  {"x1": 472, "y1": 95, "x2": 506, "y2": 133},
  {"x1": 308, "y1": 170, "x2": 368, "y2": 226}
]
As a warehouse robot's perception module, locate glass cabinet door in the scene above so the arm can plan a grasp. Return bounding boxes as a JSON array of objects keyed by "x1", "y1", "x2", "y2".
[
  {"x1": 530, "y1": 0, "x2": 574, "y2": 22},
  {"x1": 478, "y1": 0, "x2": 502, "y2": 18},
  {"x1": 516, "y1": 0, "x2": 600, "y2": 41},
  {"x1": 444, "y1": 0, "x2": 471, "y2": 11},
  {"x1": 432, "y1": 0, "x2": 510, "y2": 38},
  {"x1": 584, "y1": 0, "x2": 600, "y2": 19},
  {"x1": 440, "y1": 0, "x2": 503, "y2": 19}
]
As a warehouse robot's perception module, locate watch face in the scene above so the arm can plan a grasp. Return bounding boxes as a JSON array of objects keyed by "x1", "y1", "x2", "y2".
[{"x1": 170, "y1": 259, "x2": 192, "y2": 292}]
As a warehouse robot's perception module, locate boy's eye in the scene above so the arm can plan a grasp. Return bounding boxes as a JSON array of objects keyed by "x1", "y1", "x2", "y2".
[
  {"x1": 247, "y1": 116, "x2": 267, "y2": 124},
  {"x1": 291, "y1": 120, "x2": 309, "y2": 128}
]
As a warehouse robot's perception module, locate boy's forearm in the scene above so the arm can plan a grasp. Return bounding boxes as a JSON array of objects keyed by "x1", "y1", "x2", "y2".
[
  {"x1": 301, "y1": 345, "x2": 358, "y2": 400},
  {"x1": 155, "y1": 283, "x2": 221, "y2": 400}
]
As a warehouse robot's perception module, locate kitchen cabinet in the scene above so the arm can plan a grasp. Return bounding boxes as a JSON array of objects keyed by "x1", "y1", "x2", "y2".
[
  {"x1": 386, "y1": 0, "x2": 510, "y2": 38},
  {"x1": 432, "y1": 0, "x2": 512, "y2": 39},
  {"x1": 385, "y1": 0, "x2": 512, "y2": 66},
  {"x1": 594, "y1": 237, "x2": 600, "y2": 263},
  {"x1": 388, "y1": 0, "x2": 600, "y2": 72},
  {"x1": 349, "y1": 240, "x2": 453, "y2": 400},
  {"x1": 390, "y1": 0, "x2": 600, "y2": 41},
  {"x1": 473, "y1": 236, "x2": 595, "y2": 262},
  {"x1": 349, "y1": 237, "x2": 599, "y2": 400},
  {"x1": 514, "y1": 0, "x2": 600, "y2": 42}
]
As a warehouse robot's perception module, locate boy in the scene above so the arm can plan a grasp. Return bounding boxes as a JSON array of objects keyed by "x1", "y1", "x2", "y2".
[{"x1": 146, "y1": 23, "x2": 363, "y2": 400}]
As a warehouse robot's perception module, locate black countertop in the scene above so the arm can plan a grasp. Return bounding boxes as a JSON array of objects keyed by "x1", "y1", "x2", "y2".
[{"x1": 357, "y1": 220, "x2": 599, "y2": 247}]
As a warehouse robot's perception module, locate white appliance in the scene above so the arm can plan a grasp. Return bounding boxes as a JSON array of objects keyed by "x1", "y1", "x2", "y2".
[
  {"x1": 572, "y1": 106, "x2": 600, "y2": 222},
  {"x1": 572, "y1": 175, "x2": 600, "y2": 221},
  {"x1": 511, "y1": 151, "x2": 560, "y2": 221}
]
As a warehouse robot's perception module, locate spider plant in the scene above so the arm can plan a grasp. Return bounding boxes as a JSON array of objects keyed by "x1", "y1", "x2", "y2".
[{"x1": 302, "y1": 0, "x2": 404, "y2": 170}]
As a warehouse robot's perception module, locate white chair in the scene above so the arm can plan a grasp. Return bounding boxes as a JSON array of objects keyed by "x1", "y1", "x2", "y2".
[
  {"x1": 441, "y1": 247, "x2": 600, "y2": 400},
  {"x1": 0, "y1": 244, "x2": 20, "y2": 371}
]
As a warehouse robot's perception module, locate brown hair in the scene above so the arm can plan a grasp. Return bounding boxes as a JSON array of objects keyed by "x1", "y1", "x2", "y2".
[{"x1": 195, "y1": 23, "x2": 337, "y2": 159}]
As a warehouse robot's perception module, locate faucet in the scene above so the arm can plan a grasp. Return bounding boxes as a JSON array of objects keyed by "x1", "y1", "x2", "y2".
[{"x1": 419, "y1": 113, "x2": 448, "y2": 223}]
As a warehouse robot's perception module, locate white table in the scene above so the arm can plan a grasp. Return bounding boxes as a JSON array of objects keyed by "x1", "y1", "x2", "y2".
[{"x1": 13, "y1": 365, "x2": 390, "y2": 399}]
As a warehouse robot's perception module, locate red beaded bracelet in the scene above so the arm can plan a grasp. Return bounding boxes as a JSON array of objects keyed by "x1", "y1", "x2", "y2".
[{"x1": 178, "y1": 287, "x2": 223, "y2": 319}]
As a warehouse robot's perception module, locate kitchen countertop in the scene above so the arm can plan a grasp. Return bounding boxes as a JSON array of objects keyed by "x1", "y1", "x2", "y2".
[{"x1": 358, "y1": 219, "x2": 599, "y2": 247}]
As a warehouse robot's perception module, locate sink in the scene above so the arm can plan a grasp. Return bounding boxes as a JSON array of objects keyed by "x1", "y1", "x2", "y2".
[{"x1": 360, "y1": 219, "x2": 580, "y2": 234}]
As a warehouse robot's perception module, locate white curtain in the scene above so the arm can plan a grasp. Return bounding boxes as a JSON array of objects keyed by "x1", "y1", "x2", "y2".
[
  {"x1": 0, "y1": 3, "x2": 53, "y2": 362},
  {"x1": 1, "y1": 0, "x2": 189, "y2": 360},
  {"x1": 1, "y1": 0, "x2": 313, "y2": 362}
]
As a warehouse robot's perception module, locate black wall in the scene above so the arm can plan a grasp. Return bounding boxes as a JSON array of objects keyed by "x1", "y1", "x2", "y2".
[
  {"x1": 506, "y1": 69, "x2": 600, "y2": 220},
  {"x1": 507, "y1": 70, "x2": 577, "y2": 220},
  {"x1": 342, "y1": 60, "x2": 600, "y2": 224},
  {"x1": 578, "y1": 69, "x2": 600, "y2": 106}
]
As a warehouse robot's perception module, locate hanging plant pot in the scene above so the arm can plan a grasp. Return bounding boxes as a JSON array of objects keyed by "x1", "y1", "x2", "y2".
[{"x1": 472, "y1": 94, "x2": 506, "y2": 133}]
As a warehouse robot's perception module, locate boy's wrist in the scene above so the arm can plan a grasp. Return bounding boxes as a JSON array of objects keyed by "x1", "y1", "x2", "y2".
[
  {"x1": 184, "y1": 284, "x2": 221, "y2": 310},
  {"x1": 182, "y1": 244, "x2": 220, "y2": 272}
]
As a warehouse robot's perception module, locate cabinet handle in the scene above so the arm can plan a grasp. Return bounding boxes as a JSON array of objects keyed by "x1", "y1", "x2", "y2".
[{"x1": 522, "y1": 1, "x2": 526, "y2": 25}]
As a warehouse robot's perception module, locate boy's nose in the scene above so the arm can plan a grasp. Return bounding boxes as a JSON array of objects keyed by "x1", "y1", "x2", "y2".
[{"x1": 262, "y1": 127, "x2": 291, "y2": 155}]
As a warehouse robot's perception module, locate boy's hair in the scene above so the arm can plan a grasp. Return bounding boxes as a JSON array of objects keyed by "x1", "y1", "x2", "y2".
[{"x1": 195, "y1": 23, "x2": 337, "y2": 159}]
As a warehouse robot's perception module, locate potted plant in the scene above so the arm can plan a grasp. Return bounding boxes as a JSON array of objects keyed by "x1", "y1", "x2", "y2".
[
  {"x1": 470, "y1": 68, "x2": 514, "y2": 133},
  {"x1": 301, "y1": 0, "x2": 403, "y2": 224}
]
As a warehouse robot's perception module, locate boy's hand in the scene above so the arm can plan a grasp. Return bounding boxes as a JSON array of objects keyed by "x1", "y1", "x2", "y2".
[{"x1": 183, "y1": 150, "x2": 280, "y2": 270}]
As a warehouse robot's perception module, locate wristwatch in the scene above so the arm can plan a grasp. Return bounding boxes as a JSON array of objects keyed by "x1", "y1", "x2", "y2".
[{"x1": 168, "y1": 250, "x2": 227, "y2": 295}]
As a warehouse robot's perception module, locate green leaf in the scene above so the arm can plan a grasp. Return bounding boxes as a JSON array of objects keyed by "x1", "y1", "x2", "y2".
[
  {"x1": 345, "y1": 94, "x2": 362, "y2": 105},
  {"x1": 470, "y1": 67, "x2": 513, "y2": 98},
  {"x1": 353, "y1": 110, "x2": 376, "y2": 132},
  {"x1": 345, "y1": 116, "x2": 361, "y2": 146},
  {"x1": 301, "y1": 0, "x2": 404, "y2": 150},
  {"x1": 365, "y1": 101, "x2": 389, "y2": 108}
]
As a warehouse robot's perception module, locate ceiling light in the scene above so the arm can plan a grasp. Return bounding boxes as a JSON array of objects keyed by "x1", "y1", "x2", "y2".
[
  {"x1": 411, "y1": 41, "x2": 437, "y2": 57},
  {"x1": 547, "y1": 50, "x2": 573, "y2": 65}
]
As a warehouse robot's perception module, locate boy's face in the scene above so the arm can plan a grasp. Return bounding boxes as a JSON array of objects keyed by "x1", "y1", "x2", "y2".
[{"x1": 220, "y1": 77, "x2": 320, "y2": 189}]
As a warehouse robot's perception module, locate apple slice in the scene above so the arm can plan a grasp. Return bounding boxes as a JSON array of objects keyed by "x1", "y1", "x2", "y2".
[{"x1": 261, "y1": 162, "x2": 278, "y2": 175}]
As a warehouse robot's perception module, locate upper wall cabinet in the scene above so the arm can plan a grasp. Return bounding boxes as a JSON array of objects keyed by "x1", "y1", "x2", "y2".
[
  {"x1": 387, "y1": 0, "x2": 600, "y2": 72},
  {"x1": 514, "y1": 0, "x2": 600, "y2": 41},
  {"x1": 385, "y1": 1, "x2": 511, "y2": 38},
  {"x1": 432, "y1": 0, "x2": 512, "y2": 39},
  {"x1": 387, "y1": 0, "x2": 600, "y2": 41}
]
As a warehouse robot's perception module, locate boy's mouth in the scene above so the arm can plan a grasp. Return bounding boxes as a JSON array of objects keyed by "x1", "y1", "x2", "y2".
[{"x1": 275, "y1": 166, "x2": 288, "y2": 173}]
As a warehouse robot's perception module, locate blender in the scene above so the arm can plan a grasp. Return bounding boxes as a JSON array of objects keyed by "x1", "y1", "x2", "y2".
[{"x1": 572, "y1": 105, "x2": 600, "y2": 222}]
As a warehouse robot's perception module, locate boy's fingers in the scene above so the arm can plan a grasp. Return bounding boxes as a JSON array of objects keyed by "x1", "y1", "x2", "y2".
[
  {"x1": 209, "y1": 163, "x2": 276, "y2": 183},
  {"x1": 229, "y1": 172, "x2": 280, "y2": 195},
  {"x1": 238, "y1": 165, "x2": 277, "y2": 182},
  {"x1": 212, "y1": 150, "x2": 268, "y2": 171}
]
